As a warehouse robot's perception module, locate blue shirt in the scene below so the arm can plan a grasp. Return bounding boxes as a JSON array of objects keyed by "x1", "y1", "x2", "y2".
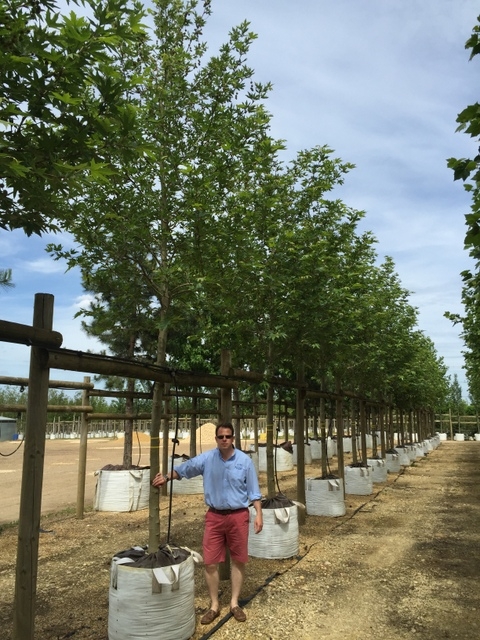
[{"x1": 174, "y1": 448, "x2": 261, "y2": 510}]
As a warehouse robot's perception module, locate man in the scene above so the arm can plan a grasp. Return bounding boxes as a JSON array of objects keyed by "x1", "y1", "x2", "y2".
[{"x1": 152, "y1": 421, "x2": 263, "y2": 624}]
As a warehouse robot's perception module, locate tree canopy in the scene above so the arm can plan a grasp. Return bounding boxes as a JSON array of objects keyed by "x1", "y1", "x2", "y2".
[
  {"x1": 0, "y1": 0, "x2": 448, "y2": 413},
  {"x1": 446, "y1": 15, "x2": 480, "y2": 405},
  {"x1": 0, "y1": 0, "x2": 147, "y2": 236}
]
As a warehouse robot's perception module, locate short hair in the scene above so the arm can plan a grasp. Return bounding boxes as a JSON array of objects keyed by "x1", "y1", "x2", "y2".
[{"x1": 216, "y1": 422, "x2": 234, "y2": 437}]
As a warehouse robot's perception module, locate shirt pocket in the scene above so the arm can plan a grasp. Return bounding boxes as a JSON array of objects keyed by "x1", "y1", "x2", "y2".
[{"x1": 229, "y1": 463, "x2": 247, "y2": 490}]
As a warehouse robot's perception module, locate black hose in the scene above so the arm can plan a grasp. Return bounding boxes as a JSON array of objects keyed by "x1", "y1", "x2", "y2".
[{"x1": 0, "y1": 437, "x2": 24, "y2": 457}]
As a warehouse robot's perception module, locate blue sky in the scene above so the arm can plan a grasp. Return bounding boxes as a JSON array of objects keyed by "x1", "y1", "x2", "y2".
[{"x1": 1, "y1": 0, "x2": 478, "y2": 396}]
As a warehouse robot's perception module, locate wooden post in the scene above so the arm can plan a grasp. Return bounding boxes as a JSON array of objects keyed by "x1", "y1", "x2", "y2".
[
  {"x1": 319, "y1": 393, "x2": 325, "y2": 440},
  {"x1": 220, "y1": 349, "x2": 232, "y2": 423},
  {"x1": 314, "y1": 400, "x2": 320, "y2": 440},
  {"x1": 13, "y1": 294, "x2": 53, "y2": 640},
  {"x1": 388, "y1": 405, "x2": 394, "y2": 449},
  {"x1": 266, "y1": 384, "x2": 275, "y2": 498},
  {"x1": 359, "y1": 399, "x2": 367, "y2": 463},
  {"x1": 321, "y1": 400, "x2": 328, "y2": 478},
  {"x1": 76, "y1": 376, "x2": 90, "y2": 519},
  {"x1": 190, "y1": 388, "x2": 197, "y2": 458},
  {"x1": 253, "y1": 394, "x2": 259, "y2": 452},
  {"x1": 335, "y1": 379, "x2": 345, "y2": 495},
  {"x1": 123, "y1": 377, "x2": 135, "y2": 468},
  {"x1": 379, "y1": 404, "x2": 386, "y2": 458},
  {"x1": 371, "y1": 406, "x2": 378, "y2": 457},
  {"x1": 295, "y1": 366, "x2": 306, "y2": 520},
  {"x1": 351, "y1": 402, "x2": 358, "y2": 464},
  {"x1": 233, "y1": 387, "x2": 241, "y2": 450}
]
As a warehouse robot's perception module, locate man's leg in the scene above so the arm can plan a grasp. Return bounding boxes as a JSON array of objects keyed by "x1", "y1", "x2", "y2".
[
  {"x1": 225, "y1": 509, "x2": 249, "y2": 621},
  {"x1": 230, "y1": 559, "x2": 245, "y2": 609},
  {"x1": 204, "y1": 563, "x2": 220, "y2": 612}
]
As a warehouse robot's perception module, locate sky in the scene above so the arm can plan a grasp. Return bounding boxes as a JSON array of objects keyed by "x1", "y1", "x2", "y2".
[{"x1": 0, "y1": 0, "x2": 478, "y2": 396}]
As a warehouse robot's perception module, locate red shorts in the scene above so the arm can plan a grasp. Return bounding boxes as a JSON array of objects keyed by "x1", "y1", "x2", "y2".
[{"x1": 203, "y1": 508, "x2": 250, "y2": 565}]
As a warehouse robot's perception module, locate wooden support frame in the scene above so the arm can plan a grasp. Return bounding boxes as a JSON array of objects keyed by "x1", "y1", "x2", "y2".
[
  {"x1": 1, "y1": 294, "x2": 411, "y2": 640},
  {"x1": 13, "y1": 294, "x2": 54, "y2": 640}
]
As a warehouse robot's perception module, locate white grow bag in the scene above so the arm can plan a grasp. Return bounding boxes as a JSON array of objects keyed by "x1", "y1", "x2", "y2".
[
  {"x1": 406, "y1": 444, "x2": 417, "y2": 462},
  {"x1": 367, "y1": 458, "x2": 387, "y2": 483},
  {"x1": 430, "y1": 435, "x2": 439, "y2": 448},
  {"x1": 169, "y1": 456, "x2": 204, "y2": 495},
  {"x1": 94, "y1": 468, "x2": 150, "y2": 512},
  {"x1": 423, "y1": 439, "x2": 433, "y2": 453},
  {"x1": 305, "y1": 477, "x2": 346, "y2": 517},
  {"x1": 414, "y1": 443, "x2": 425, "y2": 458},
  {"x1": 292, "y1": 443, "x2": 313, "y2": 465},
  {"x1": 394, "y1": 447, "x2": 411, "y2": 466},
  {"x1": 258, "y1": 446, "x2": 294, "y2": 472},
  {"x1": 344, "y1": 465, "x2": 373, "y2": 496},
  {"x1": 327, "y1": 438, "x2": 337, "y2": 458},
  {"x1": 108, "y1": 550, "x2": 198, "y2": 640},
  {"x1": 310, "y1": 440, "x2": 322, "y2": 460},
  {"x1": 385, "y1": 451, "x2": 401, "y2": 473},
  {"x1": 356, "y1": 434, "x2": 373, "y2": 450},
  {"x1": 454, "y1": 433, "x2": 465, "y2": 441},
  {"x1": 248, "y1": 504, "x2": 299, "y2": 559}
]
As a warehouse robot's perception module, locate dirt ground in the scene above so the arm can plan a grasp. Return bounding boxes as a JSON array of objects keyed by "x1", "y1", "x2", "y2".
[{"x1": 0, "y1": 438, "x2": 479, "y2": 640}]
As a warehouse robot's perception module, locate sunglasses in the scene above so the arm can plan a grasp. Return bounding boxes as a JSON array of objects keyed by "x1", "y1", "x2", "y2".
[{"x1": 216, "y1": 434, "x2": 233, "y2": 439}]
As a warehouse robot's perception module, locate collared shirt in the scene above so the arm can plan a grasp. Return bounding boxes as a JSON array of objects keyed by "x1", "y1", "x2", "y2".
[{"x1": 174, "y1": 447, "x2": 261, "y2": 510}]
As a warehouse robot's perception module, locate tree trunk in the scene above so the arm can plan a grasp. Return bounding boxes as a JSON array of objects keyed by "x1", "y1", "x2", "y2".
[
  {"x1": 266, "y1": 384, "x2": 275, "y2": 498},
  {"x1": 148, "y1": 323, "x2": 168, "y2": 551}
]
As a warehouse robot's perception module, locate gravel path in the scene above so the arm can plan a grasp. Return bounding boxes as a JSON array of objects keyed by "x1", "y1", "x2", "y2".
[
  {"x1": 204, "y1": 441, "x2": 480, "y2": 640},
  {"x1": 0, "y1": 440, "x2": 479, "y2": 640}
]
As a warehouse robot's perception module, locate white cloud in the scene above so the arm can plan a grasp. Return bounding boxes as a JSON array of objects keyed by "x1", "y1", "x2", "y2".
[
  {"x1": 23, "y1": 258, "x2": 66, "y2": 275},
  {"x1": 72, "y1": 294, "x2": 96, "y2": 311}
]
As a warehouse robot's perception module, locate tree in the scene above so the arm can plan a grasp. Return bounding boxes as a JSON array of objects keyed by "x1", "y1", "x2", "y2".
[
  {"x1": 0, "y1": 268, "x2": 14, "y2": 289},
  {"x1": 446, "y1": 16, "x2": 480, "y2": 403},
  {"x1": 49, "y1": 0, "x2": 280, "y2": 548},
  {"x1": 0, "y1": 0, "x2": 147, "y2": 236}
]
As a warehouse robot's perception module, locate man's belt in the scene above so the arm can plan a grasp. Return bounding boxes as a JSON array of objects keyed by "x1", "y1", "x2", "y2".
[{"x1": 208, "y1": 506, "x2": 248, "y2": 515}]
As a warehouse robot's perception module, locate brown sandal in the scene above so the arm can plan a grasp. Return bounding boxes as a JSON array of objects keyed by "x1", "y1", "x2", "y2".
[
  {"x1": 200, "y1": 609, "x2": 220, "y2": 625},
  {"x1": 230, "y1": 605, "x2": 246, "y2": 622}
]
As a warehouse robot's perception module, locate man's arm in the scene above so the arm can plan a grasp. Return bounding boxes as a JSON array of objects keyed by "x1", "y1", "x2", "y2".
[{"x1": 251, "y1": 499, "x2": 263, "y2": 534}]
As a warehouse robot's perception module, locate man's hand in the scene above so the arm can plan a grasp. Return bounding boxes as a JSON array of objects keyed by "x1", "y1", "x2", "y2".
[
  {"x1": 254, "y1": 513, "x2": 263, "y2": 534},
  {"x1": 152, "y1": 473, "x2": 168, "y2": 487}
]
